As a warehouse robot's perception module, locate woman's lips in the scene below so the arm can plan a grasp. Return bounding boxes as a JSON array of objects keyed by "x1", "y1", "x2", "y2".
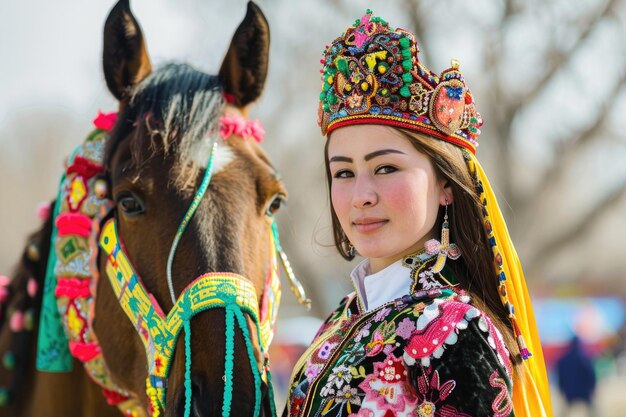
[{"x1": 353, "y1": 218, "x2": 388, "y2": 233}]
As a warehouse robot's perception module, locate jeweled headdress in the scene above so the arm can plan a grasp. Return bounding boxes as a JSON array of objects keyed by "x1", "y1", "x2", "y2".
[
  {"x1": 318, "y1": 10, "x2": 482, "y2": 154},
  {"x1": 318, "y1": 10, "x2": 552, "y2": 417}
]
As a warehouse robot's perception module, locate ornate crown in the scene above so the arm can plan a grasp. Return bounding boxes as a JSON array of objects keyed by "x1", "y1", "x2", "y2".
[{"x1": 318, "y1": 10, "x2": 483, "y2": 154}]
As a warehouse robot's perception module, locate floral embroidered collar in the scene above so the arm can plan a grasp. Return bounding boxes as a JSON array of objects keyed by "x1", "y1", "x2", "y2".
[{"x1": 350, "y1": 250, "x2": 458, "y2": 313}]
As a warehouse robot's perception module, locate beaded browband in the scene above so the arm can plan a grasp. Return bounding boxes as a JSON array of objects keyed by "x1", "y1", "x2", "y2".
[{"x1": 318, "y1": 9, "x2": 482, "y2": 154}]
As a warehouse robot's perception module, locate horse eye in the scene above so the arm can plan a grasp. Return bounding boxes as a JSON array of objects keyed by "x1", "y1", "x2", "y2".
[
  {"x1": 118, "y1": 193, "x2": 145, "y2": 216},
  {"x1": 265, "y1": 194, "x2": 285, "y2": 217}
]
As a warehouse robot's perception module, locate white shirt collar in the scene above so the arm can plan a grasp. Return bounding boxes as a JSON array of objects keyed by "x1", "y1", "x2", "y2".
[{"x1": 350, "y1": 258, "x2": 413, "y2": 312}]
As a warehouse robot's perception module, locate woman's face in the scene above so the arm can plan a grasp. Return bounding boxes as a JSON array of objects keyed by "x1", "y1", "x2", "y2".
[{"x1": 328, "y1": 125, "x2": 450, "y2": 272}]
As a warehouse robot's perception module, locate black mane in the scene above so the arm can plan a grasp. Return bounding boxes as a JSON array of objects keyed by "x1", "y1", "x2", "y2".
[{"x1": 104, "y1": 63, "x2": 224, "y2": 174}]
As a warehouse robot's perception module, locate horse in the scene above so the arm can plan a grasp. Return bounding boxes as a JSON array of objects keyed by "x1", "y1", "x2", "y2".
[{"x1": 0, "y1": 1, "x2": 306, "y2": 416}]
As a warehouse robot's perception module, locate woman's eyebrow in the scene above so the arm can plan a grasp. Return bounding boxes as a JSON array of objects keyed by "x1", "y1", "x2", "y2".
[
  {"x1": 329, "y1": 149, "x2": 406, "y2": 163},
  {"x1": 329, "y1": 156, "x2": 352, "y2": 163},
  {"x1": 364, "y1": 149, "x2": 406, "y2": 161}
]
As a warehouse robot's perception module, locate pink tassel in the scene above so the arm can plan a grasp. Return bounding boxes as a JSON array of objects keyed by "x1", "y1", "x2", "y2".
[
  {"x1": 37, "y1": 201, "x2": 51, "y2": 220},
  {"x1": 27, "y1": 278, "x2": 38, "y2": 298},
  {"x1": 93, "y1": 111, "x2": 118, "y2": 131},
  {"x1": 0, "y1": 287, "x2": 9, "y2": 303},
  {"x1": 10, "y1": 311, "x2": 24, "y2": 332},
  {"x1": 69, "y1": 341, "x2": 101, "y2": 362},
  {"x1": 0, "y1": 275, "x2": 9, "y2": 287},
  {"x1": 56, "y1": 213, "x2": 92, "y2": 237}
]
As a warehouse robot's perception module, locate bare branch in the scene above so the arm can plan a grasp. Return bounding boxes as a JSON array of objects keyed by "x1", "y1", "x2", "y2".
[
  {"x1": 510, "y1": 0, "x2": 618, "y2": 115},
  {"x1": 526, "y1": 178, "x2": 626, "y2": 275},
  {"x1": 518, "y1": 74, "x2": 626, "y2": 211}
]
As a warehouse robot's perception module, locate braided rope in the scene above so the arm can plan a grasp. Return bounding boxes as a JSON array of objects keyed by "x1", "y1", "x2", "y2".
[
  {"x1": 233, "y1": 306, "x2": 262, "y2": 417},
  {"x1": 166, "y1": 142, "x2": 218, "y2": 305},
  {"x1": 183, "y1": 320, "x2": 192, "y2": 417},
  {"x1": 222, "y1": 306, "x2": 236, "y2": 417}
]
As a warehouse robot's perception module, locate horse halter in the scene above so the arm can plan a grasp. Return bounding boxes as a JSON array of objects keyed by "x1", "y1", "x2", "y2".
[{"x1": 98, "y1": 114, "x2": 304, "y2": 417}]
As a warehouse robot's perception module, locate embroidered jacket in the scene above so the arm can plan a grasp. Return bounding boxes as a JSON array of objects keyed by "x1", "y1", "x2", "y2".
[{"x1": 285, "y1": 256, "x2": 514, "y2": 417}]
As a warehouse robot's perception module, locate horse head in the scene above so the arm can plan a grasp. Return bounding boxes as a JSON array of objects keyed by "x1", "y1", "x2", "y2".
[{"x1": 93, "y1": 1, "x2": 284, "y2": 415}]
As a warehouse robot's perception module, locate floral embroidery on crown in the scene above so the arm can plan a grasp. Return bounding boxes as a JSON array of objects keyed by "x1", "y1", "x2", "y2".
[{"x1": 318, "y1": 9, "x2": 483, "y2": 154}]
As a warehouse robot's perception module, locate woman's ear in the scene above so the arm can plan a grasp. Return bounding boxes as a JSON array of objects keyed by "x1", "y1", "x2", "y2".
[{"x1": 439, "y1": 181, "x2": 454, "y2": 205}]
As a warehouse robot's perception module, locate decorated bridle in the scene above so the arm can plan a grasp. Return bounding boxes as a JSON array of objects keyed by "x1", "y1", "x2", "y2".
[{"x1": 36, "y1": 110, "x2": 310, "y2": 417}]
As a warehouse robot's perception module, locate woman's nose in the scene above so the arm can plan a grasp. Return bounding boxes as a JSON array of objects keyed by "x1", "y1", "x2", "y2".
[{"x1": 352, "y1": 175, "x2": 378, "y2": 208}]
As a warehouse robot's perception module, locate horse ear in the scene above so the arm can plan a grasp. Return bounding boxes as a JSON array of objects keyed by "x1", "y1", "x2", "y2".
[
  {"x1": 219, "y1": 1, "x2": 270, "y2": 108},
  {"x1": 102, "y1": 0, "x2": 152, "y2": 101}
]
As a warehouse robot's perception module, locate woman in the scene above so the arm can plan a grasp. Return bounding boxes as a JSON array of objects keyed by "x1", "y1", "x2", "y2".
[{"x1": 285, "y1": 9, "x2": 552, "y2": 417}]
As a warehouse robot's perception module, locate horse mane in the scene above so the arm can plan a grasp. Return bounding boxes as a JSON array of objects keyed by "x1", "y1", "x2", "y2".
[
  {"x1": 104, "y1": 63, "x2": 225, "y2": 189},
  {"x1": 0, "y1": 201, "x2": 54, "y2": 402}
]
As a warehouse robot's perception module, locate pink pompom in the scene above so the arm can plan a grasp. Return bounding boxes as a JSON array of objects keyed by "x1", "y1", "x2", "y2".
[
  {"x1": 37, "y1": 201, "x2": 51, "y2": 221},
  {"x1": 10, "y1": 311, "x2": 24, "y2": 332},
  {"x1": 0, "y1": 287, "x2": 9, "y2": 303},
  {"x1": 27, "y1": 278, "x2": 38, "y2": 298},
  {"x1": 0, "y1": 275, "x2": 9, "y2": 287},
  {"x1": 93, "y1": 111, "x2": 118, "y2": 131}
]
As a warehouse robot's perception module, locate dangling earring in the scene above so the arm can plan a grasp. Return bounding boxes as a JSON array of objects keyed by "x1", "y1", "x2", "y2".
[
  {"x1": 424, "y1": 200, "x2": 461, "y2": 273},
  {"x1": 346, "y1": 240, "x2": 356, "y2": 257}
]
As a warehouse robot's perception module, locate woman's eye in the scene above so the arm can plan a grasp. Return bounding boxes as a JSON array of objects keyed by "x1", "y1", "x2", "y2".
[
  {"x1": 265, "y1": 194, "x2": 286, "y2": 217},
  {"x1": 333, "y1": 170, "x2": 354, "y2": 179},
  {"x1": 117, "y1": 193, "x2": 145, "y2": 216},
  {"x1": 375, "y1": 165, "x2": 397, "y2": 175}
]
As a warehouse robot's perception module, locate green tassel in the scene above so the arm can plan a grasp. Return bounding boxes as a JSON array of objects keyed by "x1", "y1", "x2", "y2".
[
  {"x1": 234, "y1": 308, "x2": 262, "y2": 417},
  {"x1": 0, "y1": 388, "x2": 8, "y2": 406},
  {"x1": 400, "y1": 86, "x2": 411, "y2": 97},
  {"x1": 402, "y1": 60, "x2": 413, "y2": 71},
  {"x1": 402, "y1": 73, "x2": 413, "y2": 83},
  {"x1": 183, "y1": 320, "x2": 192, "y2": 417},
  {"x1": 222, "y1": 306, "x2": 235, "y2": 417},
  {"x1": 399, "y1": 37, "x2": 410, "y2": 48},
  {"x1": 265, "y1": 370, "x2": 278, "y2": 417},
  {"x1": 2, "y1": 353, "x2": 15, "y2": 370},
  {"x1": 328, "y1": 94, "x2": 337, "y2": 105}
]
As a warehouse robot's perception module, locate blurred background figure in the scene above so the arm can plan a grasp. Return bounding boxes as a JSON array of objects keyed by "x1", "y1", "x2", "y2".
[{"x1": 556, "y1": 336, "x2": 597, "y2": 417}]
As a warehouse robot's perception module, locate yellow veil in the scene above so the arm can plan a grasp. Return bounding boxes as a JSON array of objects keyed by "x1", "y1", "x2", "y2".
[{"x1": 468, "y1": 152, "x2": 552, "y2": 417}]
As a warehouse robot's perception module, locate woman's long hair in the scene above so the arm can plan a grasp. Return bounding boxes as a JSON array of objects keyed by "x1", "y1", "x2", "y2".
[{"x1": 324, "y1": 127, "x2": 522, "y2": 373}]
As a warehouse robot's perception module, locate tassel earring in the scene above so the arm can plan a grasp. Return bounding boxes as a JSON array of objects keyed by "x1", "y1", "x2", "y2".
[
  {"x1": 346, "y1": 241, "x2": 356, "y2": 257},
  {"x1": 424, "y1": 200, "x2": 461, "y2": 273}
]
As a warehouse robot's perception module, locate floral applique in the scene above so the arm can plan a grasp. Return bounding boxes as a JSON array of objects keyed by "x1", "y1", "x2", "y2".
[
  {"x1": 417, "y1": 269, "x2": 443, "y2": 290},
  {"x1": 366, "y1": 320, "x2": 397, "y2": 357},
  {"x1": 358, "y1": 353, "x2": 417, "y2": 416},
  {"x1": 354, "y1": 323, "x2": 372, "y2": 342},
  {"x1": 396, "y1": 317, "x2": 416, "y2": 340},
  {"x1": 289, "y1": 379, "x2": 309, "y2": 417},
  {"x1": 404, "y1": 299, "x2": 478, "y2": 367},
  {"x1": 414, "y1": 367, "x2": 471, "y2": 417},
  {"x1": 321, "y1": 365, "x2": 353, "y2": 397},
  {"x1": 319, "y1": 341, "x2": 339, "y2": 361},
  {"x1": 374, "y1": 306, "x2": 392, "y2": 322},
  {"x1": 320, "y1": 382, "x2": 362, "y2": 415},
  {"x1": 478, "y1": 315, "x2": 512, "y2": 376},
  {"x1": 489, "y1": 370, "x2": 513, "y2": 417}
]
